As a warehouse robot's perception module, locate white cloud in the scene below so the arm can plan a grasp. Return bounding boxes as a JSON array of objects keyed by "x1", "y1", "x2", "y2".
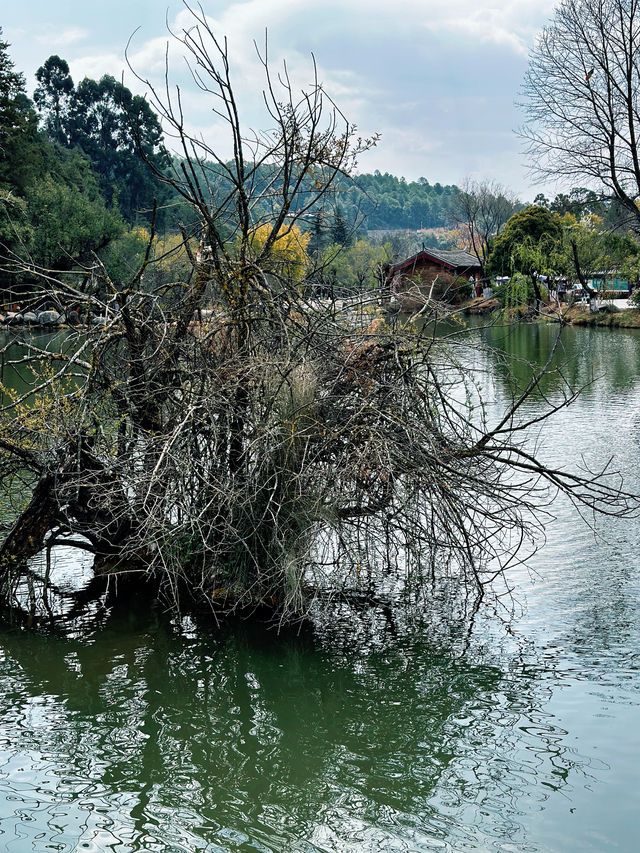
[
  {"x1": 5, "y1": 0, "x2": 561, "y2": 197},
  {"x1": 113, "y1": 0, "x2": 550, "y2": 194},
  {"x1": 35, "y1": 26, "x2": 88, "y2": 48},
  {"x1": 69, "y1": 53, "x2": 125, "y2": 83},
  {"x1": 126, "y1": 36, "x2": 173, "y2": 75}
]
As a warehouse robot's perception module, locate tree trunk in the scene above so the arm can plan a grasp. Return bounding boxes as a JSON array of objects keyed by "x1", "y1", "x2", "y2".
[{"x1": 0, "y1": 475, "x2": 58, "y2": 579}]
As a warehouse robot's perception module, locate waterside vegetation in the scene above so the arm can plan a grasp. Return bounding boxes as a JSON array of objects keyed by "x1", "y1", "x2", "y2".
[{"x1": 0, "y1": 3, "x2": 639, "y2": 629}]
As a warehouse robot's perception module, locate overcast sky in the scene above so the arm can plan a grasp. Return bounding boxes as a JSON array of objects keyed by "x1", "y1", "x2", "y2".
[{"x1": 3, "y1": 0, "x2": 560, "y2": 199}]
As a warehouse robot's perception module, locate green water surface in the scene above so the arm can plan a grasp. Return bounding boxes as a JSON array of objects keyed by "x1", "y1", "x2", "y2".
[{"x1": 0, "y1": 322, "x2": 639, "y2": 852}]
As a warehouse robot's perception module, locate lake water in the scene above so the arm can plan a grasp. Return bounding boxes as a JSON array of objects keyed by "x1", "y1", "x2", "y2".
[{"x1": 0, "y1": 321, "x2": 639, "y2": 852}]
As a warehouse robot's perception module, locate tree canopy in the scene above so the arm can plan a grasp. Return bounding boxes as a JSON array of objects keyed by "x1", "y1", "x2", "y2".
[
  {"x1": 0, "y1": 36, "x2": 123, "y2": 289},
  {"x1": 0, "y1": 29, "x2": 44, "y2": 196},
  {"x1": 33, "y1": 54, "x2": 74, "y2": 145},
  {"x1": 487, "y1": 206, "x2": 564, "y2": 277},
  {"x1": 34, "y1": 60, "x2": 170, "y2": 223}
]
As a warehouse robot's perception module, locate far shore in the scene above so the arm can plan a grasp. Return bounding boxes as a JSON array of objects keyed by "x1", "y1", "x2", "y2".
[{"x1": 464, "y1": 296, "x2": 640, "y2": 328}]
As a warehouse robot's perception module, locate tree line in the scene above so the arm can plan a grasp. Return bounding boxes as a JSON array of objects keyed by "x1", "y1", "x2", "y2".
[
  {"x1": 5, "y1": 27, "x2": 639, "y2": 306},
  {"x1": 0, "y1": 7, "x2": 634, "y2": 630},
  {"x1": 0, "y1": 35, "x2": 505, "y2": 261}
]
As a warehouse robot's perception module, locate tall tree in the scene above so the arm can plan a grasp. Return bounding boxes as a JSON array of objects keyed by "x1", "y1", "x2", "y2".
[
  {"x1": 0, "y1": 40, "x2": 122, "y2": 296},
  {"x1": 522, "y1": 0, "x2": 640, "y2": 232},
  {"x1": 452, "y1": 178, "x2": 519, "y2": 274},
  {"x1": 330, "y1": 205, "x2": 352, "y2": 246},
  {"x1": 33, "y1": 55, "x2": 74, "y2": 145},
  {"x1": 0, "y1": 29, "x2": 43, "y2": 194},
  {"x1": 69, "y1": 74, "x2": 170, "y2": 222},
  {"x1": 33, "y1": 63, "x2": 170, "y2": 223},
  {"x1": 0, "y1": 29, "x2": 24, "y2": 133},
  {"x1": 309, "y1": 211, "x2": 327, "y2": 257}
]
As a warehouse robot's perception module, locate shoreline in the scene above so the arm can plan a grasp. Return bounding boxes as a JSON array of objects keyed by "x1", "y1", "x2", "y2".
[{"x1": 463, "y1": 296, "x2": 640, "y2": 328}]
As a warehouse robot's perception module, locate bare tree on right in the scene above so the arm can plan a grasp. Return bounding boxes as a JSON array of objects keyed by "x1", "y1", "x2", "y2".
[{"x1": 521, "y1": 0, "x2": 640, "y2": 231}]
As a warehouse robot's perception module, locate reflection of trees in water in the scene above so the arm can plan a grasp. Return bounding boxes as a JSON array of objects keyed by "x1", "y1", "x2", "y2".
[
  {"x1": 478, "y1": 320, "x2": 640, "y2": 400},
  {"x1": 0, "y1": 609, "x2": 606, "y2": 853},
  {"x1": 475, "y1": 320, "x2": 640, "y2": 672},
  {"x1": 1, "y1": 320, "x2": 635, "y2": 851}
]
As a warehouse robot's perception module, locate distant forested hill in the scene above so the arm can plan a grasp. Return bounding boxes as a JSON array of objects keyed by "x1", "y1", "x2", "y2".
[
  {"x1": 350, "y1": 172, "x2": 459, "y2": 230},
  {"x1": 162, "y1": 164, "x2": 460, "y2": 236},
  {"x1": 16, "y1": 47, "x2": 459, "y2": 250}
]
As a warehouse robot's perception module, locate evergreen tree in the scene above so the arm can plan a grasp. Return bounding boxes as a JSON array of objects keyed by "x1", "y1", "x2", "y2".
[
  {"x1": 0, "y1": 29, "x2": 24, "y2": 125},
  {"x1": 0, "y1": 39, "x2": 123, "y2": 286},
  {"x1": 34, "y1": 61, "x2": 171, "y2": 223},
  {"x1": 34, "y1": 55, "x2": 74, "y2": 145},
  {"x1": 309, "y1": 211, "x2": 327, "y2": 256},
  {"x1": 26, "y1": 145, "x2": 123, "y2": 270},
  {"x1": 0, "y1": 29, "x2": 43, "y2": 194},
  {"x1": 330, "y1": 205, "x2": 351, "y2": 246}
]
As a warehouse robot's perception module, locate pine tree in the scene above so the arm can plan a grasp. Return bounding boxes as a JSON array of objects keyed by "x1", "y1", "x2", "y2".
[
  {"x1": 310, "y1": 211, "x2": 327, "y2": 256},
  {"x1": 330, "y1": 205, "x2": 352, "y2": 246},
  {"x1": 0, "y1": 29, "x2": 42, "y2": 193}
]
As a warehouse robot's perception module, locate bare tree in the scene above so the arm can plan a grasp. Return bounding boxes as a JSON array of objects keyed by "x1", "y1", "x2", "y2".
[
  {"x1": 0, "y1": 5, "x2": 635, "y2": 627},
  {"x1": 521, "y1": 0, "x2": 640, "y2": 231},
  {"x1": 452, "y1": 178, "x2": 519, "y2": 273}
]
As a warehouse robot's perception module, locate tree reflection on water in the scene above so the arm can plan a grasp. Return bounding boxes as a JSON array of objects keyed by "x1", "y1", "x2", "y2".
[{"x1": 0, "y1": 595, "x2": 604, "y2": 853}]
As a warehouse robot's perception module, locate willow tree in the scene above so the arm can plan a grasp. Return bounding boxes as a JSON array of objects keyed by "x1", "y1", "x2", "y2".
[{"x1": 0, "y1": 5, "x2": 635, "y2": 625}]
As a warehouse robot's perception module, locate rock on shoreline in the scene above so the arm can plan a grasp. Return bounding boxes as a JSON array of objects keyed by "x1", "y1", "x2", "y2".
[{"x1": 0, "y1": 309, "x2": 65, "y2": 328}]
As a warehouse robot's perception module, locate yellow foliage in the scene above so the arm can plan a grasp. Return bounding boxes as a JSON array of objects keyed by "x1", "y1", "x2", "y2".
[
  {"x1": 104, "y1": 228, "x2": 196, "y2": 288},
  {"x1": 152, "y1": 233, "x2": 196, "y2": 284},
  {"x1": 131, "y1": 226, "x2": 152, "y2": 243},
  {"x1": 561, "y1": 211, "x2": 603, "y2": 231},
  {"x1": 0, "y1": 367, "x2": 82, "y2": 453},
  {"x1": 560, "y1": 212, "x2": 578, "y2": 226},
  {"x1": 249, "y1": 224, "x2": 310, "y2": 281}
]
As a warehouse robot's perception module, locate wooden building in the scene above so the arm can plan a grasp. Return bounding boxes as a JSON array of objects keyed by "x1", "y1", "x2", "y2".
[{"x1": 388, "y1": 248, "x2": 482, "y2": 302}]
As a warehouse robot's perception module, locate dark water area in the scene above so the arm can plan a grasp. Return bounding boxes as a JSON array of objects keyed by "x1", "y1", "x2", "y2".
[{"x1": 0, "y1": 322, "x2": 639, "y2": 851}]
